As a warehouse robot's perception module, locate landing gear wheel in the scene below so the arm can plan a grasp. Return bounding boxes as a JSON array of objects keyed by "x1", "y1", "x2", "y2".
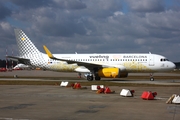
[
  {"x1": 95, "y1": 76, "x2": 101, "y2": 81},
  {"x1": 87, "y1": 75, "x2": 93, "y2": 81},
  {"x1": 149, "y1": 73, "x2": 154, "y2": 81},
  {"x1": 150, "y1": 77, "x2": 154, "y2": 81}
]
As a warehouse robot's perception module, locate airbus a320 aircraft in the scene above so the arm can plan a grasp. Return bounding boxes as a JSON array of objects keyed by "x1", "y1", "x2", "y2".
[{"x1": 7, "y1": 29, "x2": 176, "y2": 81}]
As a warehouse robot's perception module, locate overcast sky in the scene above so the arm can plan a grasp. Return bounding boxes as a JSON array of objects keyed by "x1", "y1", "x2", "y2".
[{"x1": 0, "y1": 0, "x2": 180, "y2": 62}]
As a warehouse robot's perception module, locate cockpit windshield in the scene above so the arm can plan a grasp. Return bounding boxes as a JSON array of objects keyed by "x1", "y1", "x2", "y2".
[{"x1": 160, "y1": 58, "x2": 169, "y2": 61}]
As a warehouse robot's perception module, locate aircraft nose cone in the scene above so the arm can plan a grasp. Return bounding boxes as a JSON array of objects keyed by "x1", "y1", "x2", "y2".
[
  {"x1": 173, "y1": 63, "x2": 176, "y2": 69},
  {"x1": 170, "y1": 62, "x2": 176, "y2": 69}
]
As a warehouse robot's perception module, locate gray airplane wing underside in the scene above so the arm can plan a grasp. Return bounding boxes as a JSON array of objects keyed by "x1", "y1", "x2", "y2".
[
  {"x1": 48, "y1": 54, "x2": 106, "y2": 71},
  {"x1": 6, "y1": 55, "x2": 30, "y2": 64}
]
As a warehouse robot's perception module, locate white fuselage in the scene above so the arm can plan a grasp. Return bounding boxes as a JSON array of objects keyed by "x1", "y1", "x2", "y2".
[{"x1": 32, "y1": 53, "x2": 175, "y2": 73}]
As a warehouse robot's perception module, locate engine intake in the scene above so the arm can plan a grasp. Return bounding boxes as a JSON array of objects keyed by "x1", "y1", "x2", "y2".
[{"x1": 98, "y1": 68, "x2": 128, "y2": 78}]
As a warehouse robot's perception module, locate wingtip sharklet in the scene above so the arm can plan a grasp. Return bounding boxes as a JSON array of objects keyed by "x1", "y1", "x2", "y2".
[{"x1": 43, "y1": 45, "x2": 54, "y2": 58}]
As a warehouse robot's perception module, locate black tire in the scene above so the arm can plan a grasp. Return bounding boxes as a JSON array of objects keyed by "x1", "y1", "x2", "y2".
[
  {"x1": 87, "y1": 75, "x2": 93, "y2": 81},
  {"x1": 150, "y1": 77, "x2": 154, "y2": 81},
  {"x1": 95, "y1": 76, "x2": 101, "y2": 81}
]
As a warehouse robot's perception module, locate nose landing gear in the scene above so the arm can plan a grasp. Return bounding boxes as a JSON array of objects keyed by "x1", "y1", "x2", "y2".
[{"x1": 150, "y1": 73, "x2": 154, "y2": 81}]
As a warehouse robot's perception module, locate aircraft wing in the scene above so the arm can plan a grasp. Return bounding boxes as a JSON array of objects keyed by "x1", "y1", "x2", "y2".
[
  {"x1": 6, "y1": 55, "x2": 30, "y2": 64},
  {"x1": 43, "y1": 45, "x2": 108, "y2": 70},
  {"x1": 43, "y1": 45, "x2": 127, "y2": 71}
]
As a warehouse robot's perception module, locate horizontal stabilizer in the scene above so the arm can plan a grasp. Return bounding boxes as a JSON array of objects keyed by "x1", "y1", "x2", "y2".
[{"x1": 6, "y1": 55, "x2": 30, "y2": 64}]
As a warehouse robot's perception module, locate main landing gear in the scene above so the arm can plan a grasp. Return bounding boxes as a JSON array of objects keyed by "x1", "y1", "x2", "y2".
[
  {"x1": 84, "y1": 73, "x2": 101, "y2": 81},
  {"x1": 87, "y1": 75, "x2": 93, "y2": 81}
]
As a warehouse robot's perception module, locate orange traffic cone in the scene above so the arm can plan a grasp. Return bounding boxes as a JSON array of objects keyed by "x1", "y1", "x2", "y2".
[
  {"x1": 74, "y1": 83, "x2": 81, "y2": 89},
  {"x1": 104, "y1": 87, "x2": 111, "y2": 94},
  {"x1": 96, "y1": 88, "x2": 104, "y2": 94},
  {"x1": 76, "y1": 83, "x2": 81, "y2": 89},
  {"x1": 97, "y1": 85, "x2": 101, "y2": 89},
  {"x1": 141, "y1": 91, "x2": 156, "y2": 100}
]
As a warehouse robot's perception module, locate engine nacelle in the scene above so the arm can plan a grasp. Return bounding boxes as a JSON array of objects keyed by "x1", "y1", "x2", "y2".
[{"x1": 98, "y1": 68, "x2": 128, "y2": 78}]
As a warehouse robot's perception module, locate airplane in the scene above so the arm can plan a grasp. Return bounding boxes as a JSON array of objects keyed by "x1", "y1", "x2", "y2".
[
  {"x1": 7, "y1": 29, "x2": 176, "y2": 81},
  {"x1": 13, "y1": 63, "x2": 32, "y2": 70}
]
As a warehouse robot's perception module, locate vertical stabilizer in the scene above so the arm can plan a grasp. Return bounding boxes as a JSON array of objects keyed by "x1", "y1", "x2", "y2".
[
  {"x1": 14, "y1": 29, "x2": 47, "y2": 68},
  {"x1": 14, "y1": 29, "x2": 40, "y2": 57}
]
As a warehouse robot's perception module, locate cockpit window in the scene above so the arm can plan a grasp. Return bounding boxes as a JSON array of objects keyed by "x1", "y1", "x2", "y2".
[{"x1": 160, "y1": 58, "x2": 169, "y2": 61}]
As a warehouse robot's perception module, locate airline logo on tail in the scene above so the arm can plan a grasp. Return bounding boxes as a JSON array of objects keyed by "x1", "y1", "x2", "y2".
[{"x1": 21, "y1": 37, "x2": 25, "y2": 41}]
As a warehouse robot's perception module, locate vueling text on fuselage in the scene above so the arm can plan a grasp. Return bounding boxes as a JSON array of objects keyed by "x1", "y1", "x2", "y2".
[
  {"x1": 89, "y1": 55, "x2": 109, "y2": 59},
  {"x1": 89, "y1": 55, "x2": 147, "y2": 59}
]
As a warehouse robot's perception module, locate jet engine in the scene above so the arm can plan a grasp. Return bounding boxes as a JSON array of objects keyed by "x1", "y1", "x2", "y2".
[{"x1": 97, "y1": 68, "x2": 128, "y2": 78}]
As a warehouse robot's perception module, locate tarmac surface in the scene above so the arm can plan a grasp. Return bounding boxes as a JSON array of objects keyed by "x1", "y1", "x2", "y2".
[
  {"x1": 1, "y1": 70, "x2": 180, "y2": 85},
  {"x1": 0, "y1": 70, "x2": 180, "y2": 120}
]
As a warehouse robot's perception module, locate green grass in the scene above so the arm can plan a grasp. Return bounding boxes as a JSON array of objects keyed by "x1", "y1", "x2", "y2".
[
  {"x1": 1, "y1": 75, "x2": 180, "y2": 80},
  {"x1": 0, "y1": 80, "x2": 179, "y2": 87},
  {"x1": 1, "y1": 71, "x2": 180, "y2": 87}
]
